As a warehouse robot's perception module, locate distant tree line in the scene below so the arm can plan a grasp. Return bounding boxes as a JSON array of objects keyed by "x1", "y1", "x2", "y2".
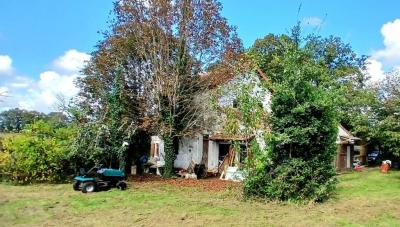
[{"x1": 0, "y1": 108, "x2": 68, "y2": 133}]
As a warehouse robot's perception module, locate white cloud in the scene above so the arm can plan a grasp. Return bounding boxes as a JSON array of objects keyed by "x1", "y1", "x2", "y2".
[
  {"x1": 0, "y1": 55, "x2": 12, "y2": 74},
  {"x1": 9, "y1": 76, "x2": 33, "y2": 89},
  {"x1": 372, "y1": 19, "x2": 400, "y2": 68},
  {"x1": 0, "y1": 86, "x2": 9, "y2": 95},
  {"x1": 54, "y1": 49, "x2": 91, "y2": 73},
  {"x1": 302, "y1": 17, "x2": 322, "y2": 26},
  {"x1": 365, "y1": 58, "x2": 386, "y2": 83},
  {"x1": 37, "y1": 71, "x2": 80, "y2": 106},
  {"x1": 10, "y1": 83, "x2": 30, "y2": 88},
  {"x1": 366, "y1": 19, "x2": 400, "y2": 83},
  {"x1": 0, "y1": 50, "x2": 89, "y2": 113}
]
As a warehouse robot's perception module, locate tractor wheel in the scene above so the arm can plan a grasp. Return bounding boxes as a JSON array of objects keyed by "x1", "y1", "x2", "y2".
[
  {"x1": 82, "y1": 182, "x2": 97, "y2": 193},
  {"x1": 116, "y1": 181, "x2": 127, "y2": 190},
  {"x1": 73, "y1": 181, "x2": 80, "y2": 191}
]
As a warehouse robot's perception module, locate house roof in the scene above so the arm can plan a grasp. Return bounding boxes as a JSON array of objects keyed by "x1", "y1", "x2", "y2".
[
  {"x1": 337, "y1": 125, "x2": 361, "y2": 144},
  {"x1": 200, "y1": 71, "x2": 235, "y2": 89},
  {"x1": 200, "y1": 67, "x2": 270, "y2": 89}
]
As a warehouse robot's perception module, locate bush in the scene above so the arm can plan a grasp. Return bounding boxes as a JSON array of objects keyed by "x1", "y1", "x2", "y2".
[
  {"x1": 0, "y1": 120, "x2": 75, "y2": 184},
  {"x1": 244, "y1": 158, "x2": 337, "y2": 202},
  {"x1": 0, "y1": 149, "x2": 11, "y2": 181},
  {"x1": 243, "y1": 27, "x2": 339, "y2": 202}
]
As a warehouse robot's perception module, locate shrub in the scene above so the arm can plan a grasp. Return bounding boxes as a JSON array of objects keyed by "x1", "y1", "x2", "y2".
[
  {"x1": 0, "y1": 120, "x2": 75, "y2": 183},
  {"x1": 244, "y1": 158, "x2": 337, "y2": 202},
  {"x1": 0, "y1": 148, "x2": 11, "y2": 181},
  {"x1": 243, "y1": 26, "x2": 339, "y2": 202}
]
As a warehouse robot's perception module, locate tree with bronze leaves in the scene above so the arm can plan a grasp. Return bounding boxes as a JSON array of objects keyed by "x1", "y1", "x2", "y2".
[{"x1": 77, "y1": 0, "x2": 242, "y2": 176}]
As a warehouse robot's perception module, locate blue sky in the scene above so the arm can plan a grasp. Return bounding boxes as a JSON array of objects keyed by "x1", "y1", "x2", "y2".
[{"x1": 1, "y1": 0, "x2": 400, "y2": 112}]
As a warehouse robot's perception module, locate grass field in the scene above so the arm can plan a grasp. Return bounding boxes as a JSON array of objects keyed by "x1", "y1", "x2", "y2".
[{"x1": 0, "y1": 169, "x2": 399, "y2": 227}]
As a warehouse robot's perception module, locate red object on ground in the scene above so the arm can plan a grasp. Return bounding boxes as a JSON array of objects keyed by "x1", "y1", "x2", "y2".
[
  {"x1": 354, "y1": 165, "x2": 362, "y2": 172},
  {"x1": 380, "y1": 163, "x2": 390, "y2": 173}
]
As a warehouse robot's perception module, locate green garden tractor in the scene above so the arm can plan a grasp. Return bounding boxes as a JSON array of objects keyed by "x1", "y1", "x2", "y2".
[{"x1": 73, "y1": 166, "x2": 127, "y2": 193}]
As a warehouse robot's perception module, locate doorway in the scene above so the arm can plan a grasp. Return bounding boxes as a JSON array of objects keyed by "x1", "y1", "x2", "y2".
[{"x1": 218, "y1": 143, "x2": 230, "y2": 161}]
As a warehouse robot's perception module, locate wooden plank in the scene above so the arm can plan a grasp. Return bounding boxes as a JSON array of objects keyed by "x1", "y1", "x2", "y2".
[
  {"x1": 201, "y1": 139, "x2": 209, "y2": 165},
  {"x1": 150, "y1": 143, "x2": 155, "y2": 157}
]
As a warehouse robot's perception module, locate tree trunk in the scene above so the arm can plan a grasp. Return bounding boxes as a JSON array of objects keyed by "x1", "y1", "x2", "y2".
[{"x1": 162, "y1": 136, "x2": 175, "y2": 178}]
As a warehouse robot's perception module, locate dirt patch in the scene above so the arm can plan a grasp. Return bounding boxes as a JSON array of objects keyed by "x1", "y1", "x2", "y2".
[{"x1": 129, "y1": 174, "x2": 240, "y2": 191}]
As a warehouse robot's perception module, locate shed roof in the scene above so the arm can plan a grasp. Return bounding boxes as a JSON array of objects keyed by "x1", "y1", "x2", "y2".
[{"x1": 337, "y1": 125, "x2": 361, "y2": 144}]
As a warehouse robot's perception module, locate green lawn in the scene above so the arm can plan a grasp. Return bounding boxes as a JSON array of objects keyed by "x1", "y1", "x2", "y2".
[{"x1": 0, "y1": 169, "x2": 399, "y2": 227}]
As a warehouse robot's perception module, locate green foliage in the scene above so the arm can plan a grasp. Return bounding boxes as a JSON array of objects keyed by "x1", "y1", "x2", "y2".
[
  {"x1": 68, "y1": 122, "x2": 112, "y2": 170},
  {"x1": 267, "y1": 47, "x2": 338, "y2": 162},
  {"x1": 249, "y1": 29, "x2": 368, "y2": 129},
  {"x1": 369, "y1": 70, "x2": 400, "y2": 158},
  {"x1": 162, "y1": 136, "x2": 175, "y2": 178},
  {"x1": 244, "y1": 158, "x2": 337, "y2": 201},
  {"x1": 242, "y1": 26, "x2": 340, "y2": 202},
  {"x1": 0, "y1": 120, "x2": 76, "y2": 183},
  {"x1": 69, "y1": 69, "x2": 135, "y2": 171},
  {"x1": 375, "y1": 116, "x2": 400, "y2": 157},
  {"x1": 0, "y1": 108, "x2": 47, "y2": 132},
  {"x1": 217, "y1": 73, "x2": 269, "y2": 171},
  {"x1": 338, "y1": 70, "x2": 400, "y2": 159},
  {"x1": 108, "y1": 69, "x2": 127, "y2": 169}
]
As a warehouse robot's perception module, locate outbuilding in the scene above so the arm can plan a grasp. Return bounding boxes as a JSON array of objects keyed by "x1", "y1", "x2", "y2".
[{"x1": 335, "y1": 125, "x2": 365, "y2": 170}]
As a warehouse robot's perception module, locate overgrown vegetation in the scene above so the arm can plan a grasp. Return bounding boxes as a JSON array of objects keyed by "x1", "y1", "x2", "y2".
[
  {"x1": 0, "y1": 120, "x2": 76, "y2": 183},
  {"x1": 221, "y1": 25, "x2": 370, "y2": 201},
  {"x1": 76, "y1": 0, "x2": 242, "y2": 177},
  {"x1": 367, "y1": 70, "x2": 400, "y2": 158}
]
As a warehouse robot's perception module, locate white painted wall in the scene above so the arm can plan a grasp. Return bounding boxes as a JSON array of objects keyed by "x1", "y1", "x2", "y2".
[
  {"x1": 347, "y1": 146, "x2": 351, "y2": 168},
  {"x1": 151, "y1": 134, "x2": 206, "y2": 170},
  {"x1": 174, "y1": 135, "x2": 203, "y2": 169},
  {"x1": 208, "y1": 140, "x2": 219, "y2": 172},
  {"x1": 217, "y1": 73, "x2": 271, "y2": 112}
]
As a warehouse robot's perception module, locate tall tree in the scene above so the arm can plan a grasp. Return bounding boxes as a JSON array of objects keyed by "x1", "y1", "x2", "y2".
[
  {"x1": 370, "y1": 70, "x2": 400, "y2": 158},
  {"x1": 78, "y1": 0, "x2": 242, "y2": 176},
  {"x1": 249, "y1": 31, "x2": 368, "y2": 97},
  {"x1": 71, "y1": 67, "x2": 135, "y2": 170},
  {"x1": 108, "y1": 69, "x2": 128, "y2": 169},
  {"x1": 241, "y1": 26, "x2": 361, "y2": 201}
]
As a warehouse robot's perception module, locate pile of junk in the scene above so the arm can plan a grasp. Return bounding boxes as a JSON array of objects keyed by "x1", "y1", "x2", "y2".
[{"x1": 131, "y1": 153, "x2": 244, "y2": 182}]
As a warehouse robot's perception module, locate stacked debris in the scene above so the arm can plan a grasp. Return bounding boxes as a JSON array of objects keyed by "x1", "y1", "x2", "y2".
[
  {"x1": 218, "y1": 148, "x2": 244, "y2": 182},
  {"x1": 177, "y1": 161, "x2": 207, "y2": 179}
]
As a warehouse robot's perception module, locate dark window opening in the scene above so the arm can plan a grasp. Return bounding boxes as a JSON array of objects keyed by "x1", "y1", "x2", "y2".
[
  {"x1": 232, "y1": 99, "x2": 238, "y2": 108},
  {"x1": 239, "y1": 145, "x2": 248, "y2": 163},
  {"x1": 219, "y1": 144, "x2": 230, "y2": 161}
]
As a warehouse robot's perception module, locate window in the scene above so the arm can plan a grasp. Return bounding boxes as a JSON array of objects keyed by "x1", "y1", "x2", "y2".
[{"x1": 232, "y1": 99, "x2": 238, "y2": 108}]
